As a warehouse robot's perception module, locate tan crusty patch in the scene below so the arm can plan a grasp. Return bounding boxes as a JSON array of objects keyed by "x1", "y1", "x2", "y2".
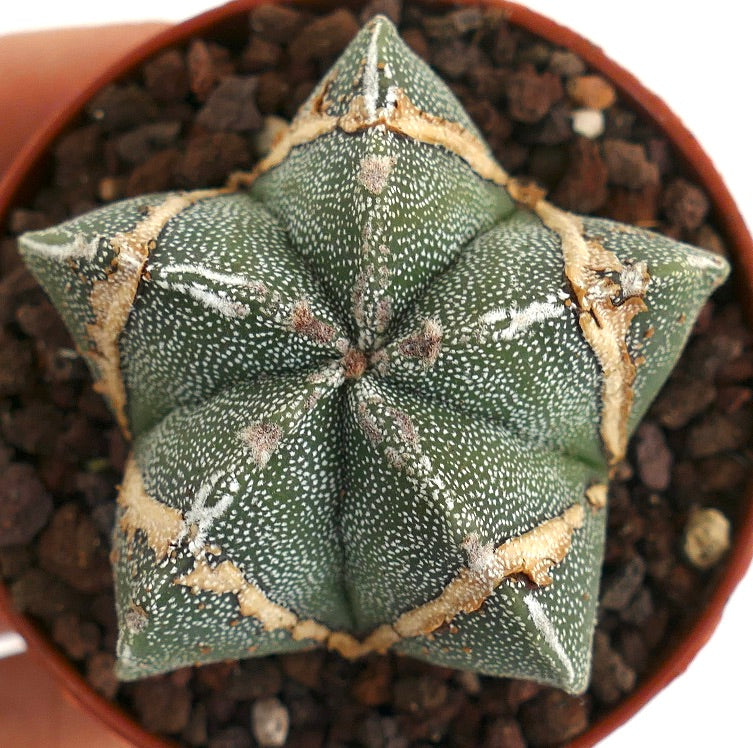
[
  {"x1": 117, "y1": 455, "x2": 184, "y2": 561},
  {"x1": 171, "y1": 502, "x2": 584, "y2": 658},
  {"x1": 531, "y1": 200, "x2": 650, "y2": 465},
  {"x1": 86, "y1": 188, "x2": 230, "y2": 438}
]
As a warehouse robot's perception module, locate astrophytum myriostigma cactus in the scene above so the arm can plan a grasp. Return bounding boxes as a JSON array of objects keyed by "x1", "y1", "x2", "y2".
[{"x1": 19, "y1": 16, "x2": 728, "y2": 694}]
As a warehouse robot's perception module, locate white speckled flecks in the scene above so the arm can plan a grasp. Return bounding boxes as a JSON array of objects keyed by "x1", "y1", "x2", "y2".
[{"x1": 17, "y1": 16, "x2": 729, "y2": 689}]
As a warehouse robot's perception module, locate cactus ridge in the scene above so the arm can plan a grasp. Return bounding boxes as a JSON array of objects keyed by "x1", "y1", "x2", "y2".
[{"x1": 19, "y1": 16, "x2": 728, "y2": 693}]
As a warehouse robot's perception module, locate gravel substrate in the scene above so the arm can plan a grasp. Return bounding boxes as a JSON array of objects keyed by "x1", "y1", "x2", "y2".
[{"x1": 0, "y1": 2, "x2": 748, "y2": 746}]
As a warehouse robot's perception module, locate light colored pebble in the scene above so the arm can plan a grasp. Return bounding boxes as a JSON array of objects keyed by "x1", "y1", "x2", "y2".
[
  {"x1": 252, "y1": 696, "x2": 290, "y2": 748},
  {"x1": 571, "y1": 108, "x2": 605, "y2": 139},
  {"x1": 254, "y1": 115, "x2": 290, "y2": 157},
  {"x1": 567, "y1": 74, "x2": 617, "y2": 110},
  {"x1": 683, "y1": 506, "x2": 731, "y2": 570}
]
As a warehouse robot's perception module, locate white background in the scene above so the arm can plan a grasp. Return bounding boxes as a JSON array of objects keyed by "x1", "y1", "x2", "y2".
[{"x1": 1, "y1": 2, "x2": 751, "y2": 746}]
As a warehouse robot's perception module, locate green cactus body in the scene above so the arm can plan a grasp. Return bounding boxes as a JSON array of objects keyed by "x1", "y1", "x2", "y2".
[{"x1": 18, "y1": 17, "x2": 728, "y2": 694}]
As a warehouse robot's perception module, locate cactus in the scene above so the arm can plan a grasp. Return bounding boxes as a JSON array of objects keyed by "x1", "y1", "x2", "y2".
[{"x1": 18, "y1": 17, "x2": 728, "y2": 694}]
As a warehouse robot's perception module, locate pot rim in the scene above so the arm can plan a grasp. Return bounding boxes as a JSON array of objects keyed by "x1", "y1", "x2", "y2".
[{"x1": 1, "y1": 1, "x2": 752, "y2": 746}]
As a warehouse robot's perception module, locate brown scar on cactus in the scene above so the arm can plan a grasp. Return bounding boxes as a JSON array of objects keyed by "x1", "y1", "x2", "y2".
[
  {"x1": 289, "y1": 298, "x2": 337, "y2": 344},
  {"x1": 239, "y1": 422, "x2": 284, "y2": 468},
  {"x1": 357, "y1": 154, "x2": 398, "y2": 194},
  {"x1": 117, "y1": 456, "x2": 184, "y2": 561},
  {"x1": 531, "y1": 198, "x2": 650, "y2": 465},
  {"x1": 173, "y1": 502, "x2": 584, "y2": 656},
  {"x1": 397, "y1": 319, "x2": 443, "y2": 367},
  {"x1": 86, "y1": 188, "x2": 231, "y2": 438}
]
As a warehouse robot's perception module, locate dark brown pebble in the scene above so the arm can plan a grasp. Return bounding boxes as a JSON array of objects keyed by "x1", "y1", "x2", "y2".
[
  {"x1": 353, "y1": 657, "x2": 392, "y2": 706},
  {"x1": 240, "y1": 36, "x2": 282, "y2": 73},
  {"x1": 483, "y1": 716, "x2": 526, "y2": 748},
  {"x1": 620, "y1": 585, "x2": 654, "y2": 626},
  {"x1": 551, "y1": 137, "x2": 608, "y2": 212},
  {"x1": 10, "y1": 567, "x2": 83, "y2": 618},
  {"x1": 496, "y1": 141, "x2": 528, "y2": 173},
  {"x1": 548, "y1": 49, "x2": 586, "y2": 77},
  {"x1": 0, "y1": 336, "x2": 34, "y2": 397},
  {"x1": 255, "y1": 71, "x2": 292, "y2": 115},
  {"x1": 686, "y1": 410, "x2": 753, "y2": 458},
  {"x1": 53, "y1": 125, "x2": 102, "y2": 187},
  {"x1": 505, "y1": 64, "x2": 563, "y2": 123},
  {"x1": 393, "y1": 674, "x2": 448, "y2": 713},
  {"x1": 402, "y1": 28, "x2": 429, "y2": 60},
  {"x1": 519, "y1": 690, "x2": 589, "y2": 746},
  {"x1": 467, "y1": 65, "x2": 508, "y2": 102},
  {"x1": 601, "y1": 555, "x2": 646, "y2": 611},
  {"x1": 602, "y1": 138, "x2": 659, "y2": 189},
  {"x1": 634, "y1": 421, "x2": 673, "y2": 491},
  {"x1": 175, "y1": 132, "x2": 250, "y2": 188},
  {"x1": 604, "y1": 183, "x2": 660, "y2": 226},
  {"x1": 86, "y1": 84, "x2": 158, "y2": 133},
  {"x1": 197, "y1": 76, "x2": 262, "y2": 133},
  {"x1": 187, "y1": 39, "x2": 234, "y2": 102},
  {"x1": 0, "y1": 463, "x2": 53, "y2": 546},
  {"x1": 126, "y1": 148, "x2": 180, "y2": 196},
  {"x1": 527, "y1": 144, "x2": 568, "y2": 190},
  {"x1": 280, "y1": 650, "x2": 324, "y2": 690},
  {"x1": 52, "y1": 612, "x2": 101, "y2": 660},
  {"x1": 38, "y1": 503, "x2": 112, "y2": 593},
  {"x1": 503, "y1": 678, "x2": 542, "y2": 712},
  {"x1": 696, "y1": 455, "x2": 748, "y2": 494},
  {"x1": 663, "y1": 178, "x2": 709, "y2": 231},
  {"x1": 249, "y1": 3, "x2": 307, "y2": 44},
  {"x1": 651, "y1": 374, "x2": 716, "y2": 429},
  {"x1": 226, "y1": 658, "x2": 283, "y2": 700},
  {"x1": 182, "y1": 702, "x2": 209, "y2": 747},
  {"x1": 143, "y1": 49, "x2": 189, "y2": 103},
  {"x1": 58, "y1": 412, "x2": 107, "y2": 461},
  {"x1": 289, "y1": 9, "x2": 360, "y2": 64},
  {"x1": 447, "y1": 701, "x2": 483, "y2": 747},
  {"x1": 86, "y1": 651, "x2": 119, "y2": 699},
  {"x1": 432, "y1": 39, "x2": 482, "y2": 79},
  {"x1": 209, "y1": 726, "x2": 252, "y2": 748},
  {"x1": 359, "y1": 0, "x2": 403, "y2": 25},
  {"x1": 616, "y1": 627, "x2": 650, "y2": 675},
  {"x1": 590, "y1": 630, "x2": 636, "y2": 704},
  {"x1": 716, "y1": 384, "x2": 752, "y2": 414},
  {"x1": 0, "y1": 545, "x2": 32, "y2": 580},
  {"x1": 692, "y1": 224, "x2": 727, "y2": 256},
  {"x1": 464, "y1": 100, "x2": 512, "y2": 151},
  {"x1": 132, "y1": 677, "x2": 193, "y2": 734},
  {"x1": 1, "y1": 401, "x2": 65, "y2": 455},
  {"x1": 8, "y1": 208, "x2": 49, "y2": 234},
  {"x1": 424, "y1": 7, "x2": 484, "y2": 38},
  {"x1": 115, "y1": 121, "x2": 181, "y2": 164},
  {"x1": 492, "y1": 23, "x2": 518, "y2": 65}
]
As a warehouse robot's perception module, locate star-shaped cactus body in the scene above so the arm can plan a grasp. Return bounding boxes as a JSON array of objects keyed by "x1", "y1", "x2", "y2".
[{"x1": 19, "y1": 17, "x2": 728, "y2": 693}]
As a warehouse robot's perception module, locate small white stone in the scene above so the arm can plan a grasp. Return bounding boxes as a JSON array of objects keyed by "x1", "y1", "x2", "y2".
[
  {"x1": 571, "y1": 108, "x2": 605, "y2": 139},
  {"x1": 252, "y1": 697, "x2": 290, "y2": 748},
  {"x1": 683, "y1": 507, "x2": 731, "y2": 570},
  {"x1": 254, "y1": 115, "x2": 290, "y2": 157}
]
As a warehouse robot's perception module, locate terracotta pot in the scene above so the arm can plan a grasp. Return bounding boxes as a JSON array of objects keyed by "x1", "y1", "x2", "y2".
[{"x1": 1, "y1": 2, "x2": 752, "y2": 746}]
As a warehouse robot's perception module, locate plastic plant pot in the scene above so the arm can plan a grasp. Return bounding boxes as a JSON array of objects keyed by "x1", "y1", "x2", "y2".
[{"x1": 0, "y1": 2, "x2": 751, "y2": 746}]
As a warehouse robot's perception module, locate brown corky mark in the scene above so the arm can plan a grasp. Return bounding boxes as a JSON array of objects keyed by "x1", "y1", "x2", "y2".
[
  {"x1": 171, "y1": 503, "x2": 584, "y2": 658},
  {"x1": 531, "y1": 198, "x2": 650, "y2": 466},
  {"x1": 85, "y1": 188, "x2": 231, "y2": 438},
  {"x1": 117, "y1": 456, "x2": 184, "y2": 562},
  {"x1": 289, "y1": 299, "x2": 337, "y2": 344}
]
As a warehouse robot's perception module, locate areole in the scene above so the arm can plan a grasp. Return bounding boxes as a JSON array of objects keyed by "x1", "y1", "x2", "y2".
[{"x1": 0, "y1": 2, "x2": 751, "y2": 747}]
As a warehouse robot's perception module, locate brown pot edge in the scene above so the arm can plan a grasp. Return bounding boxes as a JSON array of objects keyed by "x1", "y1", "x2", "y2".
[{"x1": 1, "y1": 1, "x2": 752, "y2": 746}]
